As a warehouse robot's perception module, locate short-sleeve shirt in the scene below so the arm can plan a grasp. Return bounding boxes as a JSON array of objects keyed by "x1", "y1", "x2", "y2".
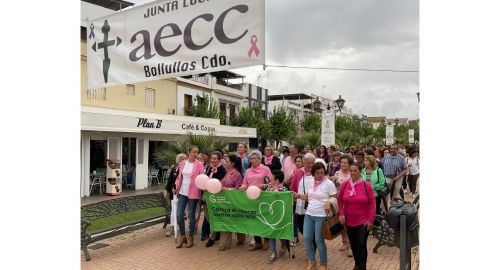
[
  {"x1": 179, "y1": 161, "x2": 194, "y2": 196},
  {"x1": 305, "y1": 179, "x2": 337, "y2": 217},
  {"x1": 295, "y1": 174, "x2": 314, "y2": 215}
]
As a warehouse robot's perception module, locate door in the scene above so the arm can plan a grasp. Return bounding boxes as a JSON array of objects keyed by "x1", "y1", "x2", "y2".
[{"x1": 135, "y1": 138, "x2": 149, "y2": 189}]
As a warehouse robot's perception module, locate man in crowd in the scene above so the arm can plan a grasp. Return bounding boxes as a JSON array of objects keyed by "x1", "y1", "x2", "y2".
[
  {"x1": 282, "y1": 144, "x2": 300, "y2": 184},
  {"x1": 382, "y1": 144, "x2": 407, "y2": 200}
]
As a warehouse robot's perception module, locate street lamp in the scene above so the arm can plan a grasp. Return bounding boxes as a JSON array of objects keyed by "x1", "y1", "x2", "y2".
[
  {"x1": 335, "y1": 95, "x2": 345, "y2": 113},
  {"x1": 395, "y1": 118, "x2": 399, "y2": 126},
  {"x1": 313, "y1": 97, "x2": 321, "y2": 112},
  {"x1": 327, "y1": 102, "x2": 331, "y2": 111},
  {"x1": 417, "y1": 92, "x2": 420, "y2": 102}
]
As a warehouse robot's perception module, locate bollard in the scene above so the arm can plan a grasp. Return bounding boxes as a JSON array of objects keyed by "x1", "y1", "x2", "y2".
[{"x1": 399, "y1": 214, "x2": 411, "y2": 270}]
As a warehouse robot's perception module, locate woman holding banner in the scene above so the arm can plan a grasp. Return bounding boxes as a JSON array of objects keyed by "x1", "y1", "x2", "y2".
[
  {"x1": 218, "y1": 154, "x2": 245, "y2": 251},
  {"x1": 293, "y1": 162, "x2": 337, "y2": 270},
  {"x1": 239, "y1": 150, "x2": 273, "y2": 251},
  {"x1": 205, "y1": 151, "x2": 227, "y2": 248},
  {"x1": 174, "y1": 145, "x2": 205, "y2": 248}
]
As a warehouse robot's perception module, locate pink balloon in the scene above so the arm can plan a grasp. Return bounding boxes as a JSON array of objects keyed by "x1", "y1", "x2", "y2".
[
  {"x1": 246, "y1": 185, "x2": 262, "y2": 200},
  {"x1": 206, "y1": 178, "x2": 222, "y2": 194},
  {"x1": 195, "y1": 174, "x2": 209, "y2": 190}
]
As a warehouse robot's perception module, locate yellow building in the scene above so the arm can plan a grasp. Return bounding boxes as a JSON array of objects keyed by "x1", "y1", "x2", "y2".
[{"x1": 80, "y1": 27, "x2": 256, "y2": 198}]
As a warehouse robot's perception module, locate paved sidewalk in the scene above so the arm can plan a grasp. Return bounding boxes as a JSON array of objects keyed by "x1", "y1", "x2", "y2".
[{"x1": 81, "y1": 224, "x2": 419, "y2": 270}]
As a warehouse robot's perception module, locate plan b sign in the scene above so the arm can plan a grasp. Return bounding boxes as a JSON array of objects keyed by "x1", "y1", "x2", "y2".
[{"x1": 87, "y1": 0, "x2": 265, "y2": 89}]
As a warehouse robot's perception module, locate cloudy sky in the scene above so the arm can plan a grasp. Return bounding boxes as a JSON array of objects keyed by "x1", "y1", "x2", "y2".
[{"x1": 90, "y1": 0, "x2": 419, "y2": 119}]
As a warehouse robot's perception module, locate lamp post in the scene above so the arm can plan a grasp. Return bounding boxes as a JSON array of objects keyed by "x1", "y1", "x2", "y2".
[
  {"x1": 395, "y1": 118, "x2": 399, "y2": 126},
  {"x1": 417, "y1": 92, "x2": 420, "y2": 102},
  {"x1": 334, "y1": 95, "x2": 345, "y2": 117}
]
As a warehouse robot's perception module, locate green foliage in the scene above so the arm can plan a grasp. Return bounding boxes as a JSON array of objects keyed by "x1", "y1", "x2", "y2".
[
  {"x1": 184, "y1": 93, "x2": 222, "y2": 122},
  {"x1": 229, "y1": 102, "x2": 271, "y2": 140},
  {"x1": 268, "y1": 106, "x2": 296, "y2": 148},
  {"x1": 86, "y1": 207, "x2": 165, "y2": 233},
  {"x1": 153, "y1": 132, "x2": 227, "y2": 165},
  {"x1": 301, "y1": 113, "x2": 322, "y2": 133}
]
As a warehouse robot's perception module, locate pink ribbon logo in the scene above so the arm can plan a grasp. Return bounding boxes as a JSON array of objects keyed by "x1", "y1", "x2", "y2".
[{"x1": 248, "y1": 35, "x2": 260, "y2": 58}]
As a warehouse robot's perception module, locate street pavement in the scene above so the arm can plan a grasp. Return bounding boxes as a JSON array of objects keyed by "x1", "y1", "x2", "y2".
[{"x1": 81, "y1": 193, "x2": 419, "y2": 270}]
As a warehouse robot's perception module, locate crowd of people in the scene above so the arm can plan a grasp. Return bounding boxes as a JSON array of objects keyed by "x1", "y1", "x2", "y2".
[{"x1": 164, "y1": 142, "x2": 420, "y2": 270}]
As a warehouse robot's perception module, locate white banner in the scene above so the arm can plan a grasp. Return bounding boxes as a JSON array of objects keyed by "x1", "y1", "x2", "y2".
[
  {"x1": 321, "y1": 110, "x2": 335, "y2": 146},
  {"x1": 409, "y1": 129, "x2": 415, "y2": 144},
  {"x1": 87, "y1": 0, "x2": 265, "y2": 89},
  {"x1": 386, "y1": 125, "x2": 394, "y2": 145}
]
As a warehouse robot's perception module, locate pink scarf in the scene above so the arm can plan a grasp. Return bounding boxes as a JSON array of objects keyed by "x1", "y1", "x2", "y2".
[
  {"x1": 248, "y1": 163, "x2": 264, "y2": 174},
  {"x1": 264, "y1": 155, "x2": 273, "y2": 165},
  {"x1": 339, "y1": 170, "x2": 350, "y2": 183},
  {"x1": 209, "y1": 163, "x2": 221, "y2": 178},
  {"x1": 348, "y1": 178, "x2": 363, "y2": 196},
  {"x1": 301, "y1": 167, "x2": 312, "y2": 176},
  {"x1": 312, "y1": 177, "x2": 328, "y2": 192}
]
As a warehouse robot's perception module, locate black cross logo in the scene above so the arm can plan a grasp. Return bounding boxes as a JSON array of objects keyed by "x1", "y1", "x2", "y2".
[{"x1": 92, "y1": 20, "x2": 122, "y2": 83}]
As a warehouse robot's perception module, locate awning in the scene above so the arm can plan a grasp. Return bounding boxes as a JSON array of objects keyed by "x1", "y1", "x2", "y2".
[{"x1": 81, "y1": 106, "x2": 257, "y2": 138}]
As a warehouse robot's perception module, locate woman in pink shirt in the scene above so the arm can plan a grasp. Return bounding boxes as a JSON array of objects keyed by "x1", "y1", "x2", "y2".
[
  {"x1": 331, "y1": 154, "x2": 354, "y2": 255},
  {"x1": 338, "y1": 163, "x2": 376, "y2": 270},
  {"x1": 239, "y1": 150, "x2": 272, "y2": 251},
  {"x1": 174, "y1": 145, "x2": 206, "y2": 248},
  {"x1": 218, "y1": 154, "x2": 245, "y2": 251}
]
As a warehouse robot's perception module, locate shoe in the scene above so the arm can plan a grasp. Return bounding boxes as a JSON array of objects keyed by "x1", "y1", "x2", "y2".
[
  {"x1": 250, "y1": 238, "x2": 256, "y2": 246},
  {"x1": 278, "y1": 246, "x2": 287, "y2": 257},
  {"x1": 205, "y1": 239, "x2": 215, "y2": 247},
  {"x1": 305, "y1": 260, "x2": 316, "y2": 270},
  {"x1": 237, "y1": 240, "x2": 245, "y2": 246},
  {"x1": 165, "y1": 225, "x2": 174, "y2": 237},
  {"x1": 201, "y1": 235, "x2": 208, "y2": 241},
  {"x1": 176, "y1": 236, "x2": 187, "y2": 248},
  {"x1": 318, "y1": 264, "x2": 327, "y2": 270},
  {"x1": 268, "y1": 252, "x2": 277, "y2": 263},
  {"x1": 347, "y1": 248, "x2": 353, "y2": 257},
  {"x1": 186, "y1": 236, "x2": 194, "y2": 248},
  {"x1": 404, "y1": 190, "x2": 408, "y2": 194},
  {"x1": 248, "y1": 243, "x2": 263, "y2": 251},
  {"x1": 262, "y1": 240, "x2": 269, "y2": 251}
]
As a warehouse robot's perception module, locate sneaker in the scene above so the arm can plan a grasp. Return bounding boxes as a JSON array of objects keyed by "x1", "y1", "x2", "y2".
[
  {"x1": 404, "y1": 190, "x2": 408, "y2": 194},
  {"x1": 165, "y1": 225, "x2": 174, "y2": 237},
  {"x1": 268, "y1": 252, "x2": 277, "y2": 263},
  {"x1": 250, "y1": 238, "x2": 256, "y2": 246}
]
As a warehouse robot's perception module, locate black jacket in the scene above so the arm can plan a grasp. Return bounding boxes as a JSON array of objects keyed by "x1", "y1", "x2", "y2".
[
  {"x1": 206, "y1": 164, "x2": 226, "y2": 180},
  {"x1": 166, "y1": 166, "x2": 179, "y2": 200},
  {"x1": 262, "y1": 156, "x2": 282, "y2": 172}
]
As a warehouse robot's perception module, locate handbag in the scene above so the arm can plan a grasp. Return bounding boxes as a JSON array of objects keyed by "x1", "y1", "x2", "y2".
[
  {"x1": 376, "y1": 168, "x2": 390, "y2": 197},
  {"x1": 322, "y1": 211, "x2": 345, "y2": 240}
]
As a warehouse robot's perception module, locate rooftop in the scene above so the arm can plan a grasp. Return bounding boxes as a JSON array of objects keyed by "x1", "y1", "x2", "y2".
[
  {"x1": 268, "y1": 93, "x2": 314, "y2": 101},
  {"x1": 82, "y1": 0, "x2": 134, "y2": 11}
]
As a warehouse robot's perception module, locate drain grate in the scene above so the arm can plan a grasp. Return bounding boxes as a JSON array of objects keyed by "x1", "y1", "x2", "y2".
[{"x1": 88, "y1": 243, "x2": 110, "y2": 250}]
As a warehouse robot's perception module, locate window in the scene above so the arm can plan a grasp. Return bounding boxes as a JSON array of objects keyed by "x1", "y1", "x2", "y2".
[
  {"x1": 257, "y1": 87, "x2": 262, "y2": 100},
  {"x1": 229, "y1": 104, "x2": 236, "y2": 118},
  {"x1": 126, "y1": 84, "x2": 135, "y2": 95},
  {"x1": 261, "y1": 110, "x2": 266, "y2": 118},
  {"x1": 219, "y1": 102, "x2": 227, "y2": 115},
  {"x1": 228, "y1": 143, "x2": 238, "y2": 152},
  {"x1": 184, "y1": 94, "x2": 193, "y2": 110},
  {"x1": 145, "y1": 88, "x2": 155, "y2": 107},
  {"x1": 87, "y1": 88, "x2": 106, "y2": 100}
]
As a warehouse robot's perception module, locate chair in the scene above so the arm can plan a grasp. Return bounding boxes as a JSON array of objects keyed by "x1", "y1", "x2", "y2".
[
  {"x1": 148, "y1": 169, "x2": 160, "y2": 187},
  {"x1": 90, "y1": 175, "x2": 103, "y2": 195}
]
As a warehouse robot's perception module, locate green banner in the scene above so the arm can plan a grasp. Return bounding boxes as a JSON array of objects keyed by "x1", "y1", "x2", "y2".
[{"x1": 204, "y1": 190, "x2": 294, "y2": 240}]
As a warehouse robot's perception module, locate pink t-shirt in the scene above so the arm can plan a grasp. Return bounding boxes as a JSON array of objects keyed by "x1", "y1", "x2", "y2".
[
  {"x1": 282, "y1": 156, "x2": 297, "y2": 180},
  {"x1": 242, "y1": 164, "x2": 272, "y2": 187},
  {"x1": 221, "y1": 168, "x2": 243, "y2": 189},
  {"x1": 337, "y1": 180, "x2": 376, "y2": 227}
]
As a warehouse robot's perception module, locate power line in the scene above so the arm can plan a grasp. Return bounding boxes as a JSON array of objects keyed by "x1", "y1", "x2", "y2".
[{"x1": 265, "y1": 64, "x2": 419, "y2": 73}]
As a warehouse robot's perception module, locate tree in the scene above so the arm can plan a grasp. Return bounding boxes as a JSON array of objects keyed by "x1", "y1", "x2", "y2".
[
  {"x1": 153, "y1": 132, "x2": 227, "y2": 165},
  {"x1": 301, "y1": 113, "x2": 322, "y2": 133},
  {"x1": 268, "y1": 106, "x2": 296, "y2": 148},
  {"x1": 229, "y1": 102, "x2": 271, "y2": 141},
  {"x1": 185, "y1": 93, "x2": 222, "y2": 123}
]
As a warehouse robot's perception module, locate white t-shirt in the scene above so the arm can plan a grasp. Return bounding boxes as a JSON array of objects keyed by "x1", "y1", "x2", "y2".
[
  {"x1": 179, "y1": 161, "x2": 194, "y2": 196},
  {"x1": 305, "y1": 179, "x2": 337, "y2": 217},
  {"x1": 408, "y1": 157, "x2": 420, "y2": 175},
  {"x1": 295, "y1": 175, "x2": 314, "y2": 215}
]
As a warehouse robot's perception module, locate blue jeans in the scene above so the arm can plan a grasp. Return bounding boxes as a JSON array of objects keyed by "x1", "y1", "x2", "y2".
[
  {"x1": 269, "y1": 239, "x2": 287, "y2": 253},
  {"x1": 176, "y1": 194, "x2": 198, "y2": 237},
  {"x1": 303, "y1": 214, "x2": 327, "y2": 265}
]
